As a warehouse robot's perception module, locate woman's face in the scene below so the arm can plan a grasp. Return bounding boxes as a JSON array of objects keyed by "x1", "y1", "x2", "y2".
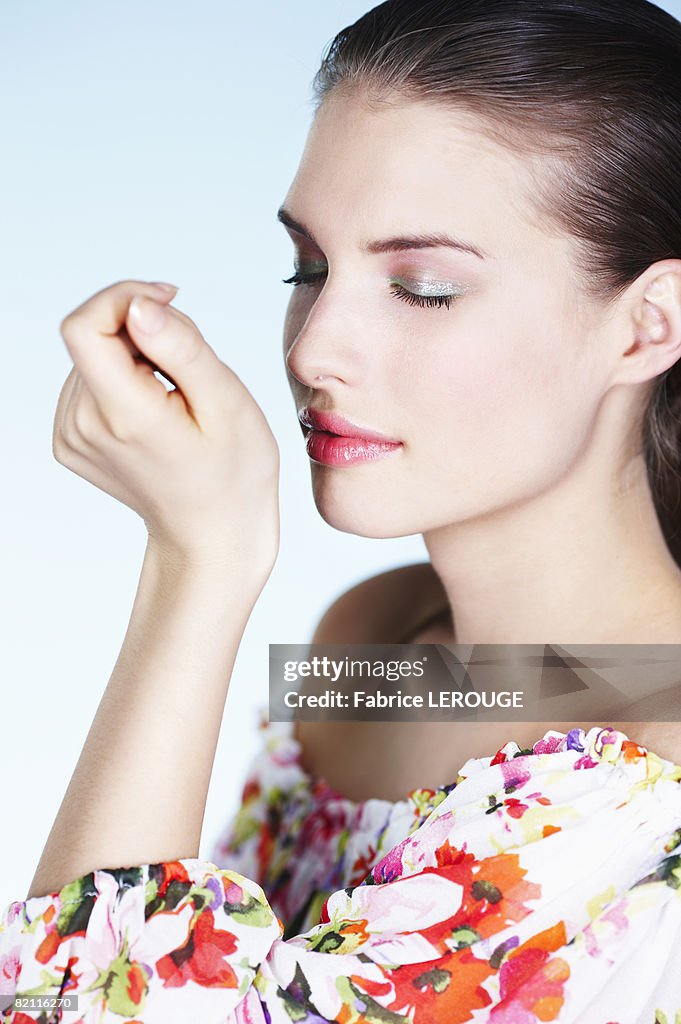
[{"x1": 280, "y1": 88, "x2": 612, "y2": 539}]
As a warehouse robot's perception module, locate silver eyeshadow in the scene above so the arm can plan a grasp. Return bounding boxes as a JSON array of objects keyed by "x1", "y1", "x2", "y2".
[
  {"x1": 390, "y1": 276, "x2": 468, "y2": 297},
  {"x1": 292, "y1": 263, "x2": 468, "y2": 299}
]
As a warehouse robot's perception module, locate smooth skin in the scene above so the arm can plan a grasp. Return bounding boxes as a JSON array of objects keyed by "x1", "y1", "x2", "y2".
[
  {"x1": 27, "y1": 87, "x2": 681, "y2": 895},
  {"x1": 27, "y1": 280, "x2": 279, "y2": 898},
  {"x1": 283, "y1": 88, "x2": 681, "y2": 800},
  {"x1": 282, "y1": 89, "x2": 681, "y2": 644}
]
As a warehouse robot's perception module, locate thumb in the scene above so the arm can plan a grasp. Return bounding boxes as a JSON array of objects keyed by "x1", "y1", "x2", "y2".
[{"x1": 126, "y1": 294, "x2": 235, "y2": 425}]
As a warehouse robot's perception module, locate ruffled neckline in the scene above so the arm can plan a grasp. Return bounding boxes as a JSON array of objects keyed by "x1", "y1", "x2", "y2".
[{"x1": 254, "y1": 709, "x2": 681, "y2": 815}]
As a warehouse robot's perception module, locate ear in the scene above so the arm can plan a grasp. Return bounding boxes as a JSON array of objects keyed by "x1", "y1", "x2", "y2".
[{"x1": 618, "y1": 261, "x2": 681, "y2": 382}]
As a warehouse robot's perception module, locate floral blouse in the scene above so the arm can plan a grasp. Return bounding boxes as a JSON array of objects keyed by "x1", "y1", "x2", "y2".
[{"x1": 2, "y1": 707, "x2": 681, "y2": 1023}]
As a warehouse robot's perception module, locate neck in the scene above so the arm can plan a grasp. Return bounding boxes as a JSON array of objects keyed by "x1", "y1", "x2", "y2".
[{"x1": 423, "y1": 451, "x2": 681, "y2": 645}]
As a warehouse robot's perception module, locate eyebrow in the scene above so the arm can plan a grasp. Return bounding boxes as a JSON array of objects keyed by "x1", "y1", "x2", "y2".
[{"x1": 276, "y1": 206, "x2": 488, "y2": 260}]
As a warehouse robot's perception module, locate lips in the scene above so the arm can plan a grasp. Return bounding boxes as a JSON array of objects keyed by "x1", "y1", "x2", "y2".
[{"x1": 299, "y1": 407, "x2": 401, "y2": 444}]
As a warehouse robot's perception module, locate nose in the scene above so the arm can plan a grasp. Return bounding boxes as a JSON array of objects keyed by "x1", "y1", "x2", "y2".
[
  {"x1": 284, "y1": 276, "x2": 379, "y2": 389},
  {"x1": 282, "y1": 331, "x2": 346, "y2": 387}
]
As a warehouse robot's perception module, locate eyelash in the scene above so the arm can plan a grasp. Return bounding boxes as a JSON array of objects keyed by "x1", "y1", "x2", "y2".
[{"x1": 281, "y1": 270, "x2": 455, "y2": 310}]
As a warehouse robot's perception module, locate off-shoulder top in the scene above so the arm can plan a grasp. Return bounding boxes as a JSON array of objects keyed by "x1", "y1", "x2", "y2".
[{"x1": 3, "y1": 706, "x2": 681, "y2": 1022}]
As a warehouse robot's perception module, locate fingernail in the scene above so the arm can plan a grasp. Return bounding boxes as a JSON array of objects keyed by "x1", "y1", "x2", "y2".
[
  {"x1": 129, "y1": 295, "x2": 168, "y2": 334},
  {"x1": 149, "y1": 281, "x2": 179, "y2": 294}
]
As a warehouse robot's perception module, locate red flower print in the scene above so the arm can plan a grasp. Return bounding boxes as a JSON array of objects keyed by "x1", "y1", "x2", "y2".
[
  {"x1": 156, "y1": 910, "x2": 240, "y2": 989},
  {"x1": 493, "y1": 921, "x2": 570, "y2": 1021}
]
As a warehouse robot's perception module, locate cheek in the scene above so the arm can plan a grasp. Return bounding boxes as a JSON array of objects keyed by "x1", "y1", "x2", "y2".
[{"x1": 413, "y1": 306, "x2": 596, "y2": 488}]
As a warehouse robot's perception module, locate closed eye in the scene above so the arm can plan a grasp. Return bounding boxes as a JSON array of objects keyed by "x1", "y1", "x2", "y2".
[{"x1": 281, "y1": 270, "x2": 458, "y2": 310}]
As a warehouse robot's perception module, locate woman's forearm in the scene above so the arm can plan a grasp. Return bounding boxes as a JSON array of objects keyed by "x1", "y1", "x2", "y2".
[{"x1": 27, "y1": 539, "x2": 267, "y2": 899}]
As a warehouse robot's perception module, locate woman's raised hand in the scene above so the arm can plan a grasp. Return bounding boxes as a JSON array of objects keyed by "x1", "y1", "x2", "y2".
[{"x1": 53, "y1": 280, "x2": 280, "y2": 578}]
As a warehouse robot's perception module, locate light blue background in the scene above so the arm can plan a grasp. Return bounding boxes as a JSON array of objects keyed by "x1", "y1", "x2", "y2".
[{"x1": 2, "y1": 0, "x2": 680, "y2": 908}]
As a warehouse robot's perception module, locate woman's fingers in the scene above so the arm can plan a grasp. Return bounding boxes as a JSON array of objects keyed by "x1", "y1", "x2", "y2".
[
  {"x1": 53, "y1": 278, "x2": 280, "y2": 573},
  {"x1": 61, "y1": 280, "x2": 177, "y2": 337},
  {"x1": 59, "y1": 280, "x2": 236, "y2": 435},
  {"x1": 59, "y1": 374, "x2": 102, "y2": 454},
  {"x1": 124, "y1": 297, "x2": 238, "y2": 429},
  {"x1": 59, "y1": 281, "x2": 178, "y2": 426},
  {"x1": 53, "y1": 367, "x2": 80, "y2": 459}
]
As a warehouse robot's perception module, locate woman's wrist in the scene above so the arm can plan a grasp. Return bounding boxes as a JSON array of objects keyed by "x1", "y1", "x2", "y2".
[{"x1": 144, "y1": 527, "x2": 277, "y2": 594}]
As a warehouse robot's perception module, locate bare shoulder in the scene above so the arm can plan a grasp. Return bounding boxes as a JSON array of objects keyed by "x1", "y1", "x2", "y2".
[
  {"x1": 309, "y1": 561, "x2": 448, "y2": 645},
  {"x1": 294, "y1": 561, "x2": 450, "y2": 799}
]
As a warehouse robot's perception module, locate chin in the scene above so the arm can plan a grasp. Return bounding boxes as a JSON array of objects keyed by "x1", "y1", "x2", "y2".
[{"x1": 309, "y1": 472, "x2": 429, "y2": 539}]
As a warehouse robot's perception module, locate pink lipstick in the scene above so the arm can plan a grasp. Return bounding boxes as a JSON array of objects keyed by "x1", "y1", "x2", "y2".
[{"x1": 299, "y1": 408, "x2": 403, "y2": 467}]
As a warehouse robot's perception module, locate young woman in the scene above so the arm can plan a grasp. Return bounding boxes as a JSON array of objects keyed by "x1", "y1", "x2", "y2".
[{"x1": 3, "y1": 0, "x2": 681, "y2": 1019}]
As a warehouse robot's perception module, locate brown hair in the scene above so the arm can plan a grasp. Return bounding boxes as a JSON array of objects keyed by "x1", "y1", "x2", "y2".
[{"x1": 311, "y1": 0, "x2": 681, "y2": 564}]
